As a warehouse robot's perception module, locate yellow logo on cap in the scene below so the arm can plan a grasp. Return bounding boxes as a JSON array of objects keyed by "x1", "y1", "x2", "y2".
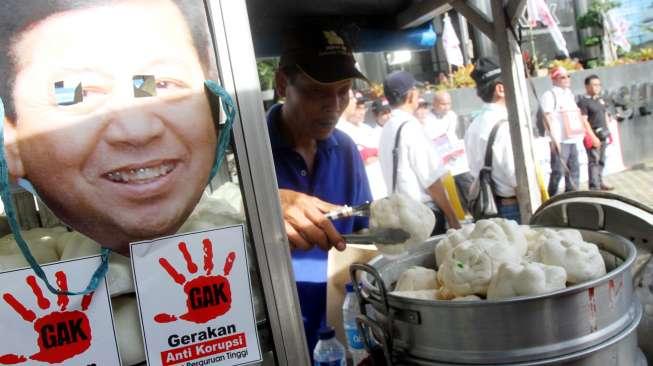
[{"x1": 323, "y1": 31, "x2": 345, "y2": 46}]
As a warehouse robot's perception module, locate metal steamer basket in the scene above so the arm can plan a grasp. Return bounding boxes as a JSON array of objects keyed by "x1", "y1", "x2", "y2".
[
  {"x1": 351, "y1": 230, "x2": 640, "y2": 365},
  {"x1": 350, "y1": 192, "x2": 653, "y2": 365}
]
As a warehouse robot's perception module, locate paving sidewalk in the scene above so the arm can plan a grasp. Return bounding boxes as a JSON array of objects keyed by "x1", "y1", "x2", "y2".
[{"x1": 601, "y1": 161, "x2": 653, "y2": 209}]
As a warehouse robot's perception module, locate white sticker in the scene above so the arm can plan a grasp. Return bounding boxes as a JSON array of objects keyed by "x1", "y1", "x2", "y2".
[
  {"x1": 0, "y1": 256, "x2": 120, "y2": 365},
  {"x1": 131, "y1": 226, "x2": 262, "y2": 366}
]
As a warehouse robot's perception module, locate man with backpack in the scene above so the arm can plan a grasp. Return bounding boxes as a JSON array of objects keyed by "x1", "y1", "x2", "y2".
[
  {"x1": 465, "y1": 58, "x2": 521, "y2": 222},
  {"x1": 378, "y1": 70, "x2": 460, "y2": 234},
  {"x1": 541, "y1": 66, "x2": 593, "y2": 196}
]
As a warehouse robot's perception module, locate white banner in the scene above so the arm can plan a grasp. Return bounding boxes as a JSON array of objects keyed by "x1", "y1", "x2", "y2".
[{"x1": 442, "y1": 14, "x2": 464, "y2": 66}]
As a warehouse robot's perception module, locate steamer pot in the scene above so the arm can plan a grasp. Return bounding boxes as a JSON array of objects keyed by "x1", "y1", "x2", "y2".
[{"x1": 351, "y1": 229, "x2": 639, "y2": 365}]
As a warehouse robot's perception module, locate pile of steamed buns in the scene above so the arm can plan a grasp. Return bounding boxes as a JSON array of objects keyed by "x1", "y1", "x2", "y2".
[{"x1": 391, "y1": 218, "x2": 607, "y2": 301}]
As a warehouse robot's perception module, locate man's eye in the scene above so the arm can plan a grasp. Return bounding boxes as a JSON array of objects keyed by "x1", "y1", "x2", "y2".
[
  {"x1": 156, "y1": 79, "x2": 186, "y2": 90},
  {"x1": 156, "y1": 80, "x2": 172, "y2": 89},
  {"x1": 54, "y1": 80, "x2": 107, "y2": 106}
]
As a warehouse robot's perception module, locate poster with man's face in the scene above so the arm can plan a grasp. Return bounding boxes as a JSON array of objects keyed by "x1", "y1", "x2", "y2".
[{"x1": 0, "y1": 0, "x2": 220, "y2": 254}]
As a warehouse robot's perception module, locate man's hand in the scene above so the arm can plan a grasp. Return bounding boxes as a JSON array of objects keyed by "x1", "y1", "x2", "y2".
[
  {"x1": 591, "y1": 135, "x2": 601, "y2": 148},
  {"x1": 279, "y1": 189, "x2": 346, "y2": 252}
]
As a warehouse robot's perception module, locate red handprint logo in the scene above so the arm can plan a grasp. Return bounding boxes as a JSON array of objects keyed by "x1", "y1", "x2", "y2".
[
  {"x1": 155, "y1": 239, "x2": 236, "y2": 324},
  {"x1": 0, "y1": 272, "x2": 94, "y2": 364}
]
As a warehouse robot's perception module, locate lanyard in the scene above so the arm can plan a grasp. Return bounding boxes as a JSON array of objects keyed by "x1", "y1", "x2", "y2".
[
  {"x1": 0, "y1": 81, "x2": 235, "y2": 295},
  {"x1": 206, "y1": 80, "x2": 236, "y2": 180}
]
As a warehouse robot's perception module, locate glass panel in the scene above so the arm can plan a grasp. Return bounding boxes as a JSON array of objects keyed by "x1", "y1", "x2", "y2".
[{"x1": 0, "y1": 1, "x2": 278, "y2": 365}]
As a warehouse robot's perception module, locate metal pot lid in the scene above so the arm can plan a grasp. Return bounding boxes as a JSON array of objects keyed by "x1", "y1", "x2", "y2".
[{"x1": 530, "y1": 191, "x2": 653, "y2": 248}]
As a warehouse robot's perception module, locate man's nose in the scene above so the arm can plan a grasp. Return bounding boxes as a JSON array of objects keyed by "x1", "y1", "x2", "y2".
[{"x1": 103, "y1": 104, "x2": 165, "y2": 147}]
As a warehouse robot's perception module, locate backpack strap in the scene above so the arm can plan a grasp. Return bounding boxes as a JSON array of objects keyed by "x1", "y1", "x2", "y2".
[
  {"x1": 483, "y1": 119, "x2": 507, "y2": 168},
  {"x1": 392, "y1": 120, "x2": 410, "y2": 193}
]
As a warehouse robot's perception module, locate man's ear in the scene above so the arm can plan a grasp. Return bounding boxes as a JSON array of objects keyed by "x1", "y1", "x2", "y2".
[
  {"x1": 3, "y1": 117, "x2": 25, "y2": 180},
  {"x1": 275, "y1": 70, "x2": 288, "y2": 98},
  {"x1": 409, "y1": 89, "x2": 419, "y2": 105},
  {"x1": 495, "y1": 83, "x2": 505, "y2": 99}
]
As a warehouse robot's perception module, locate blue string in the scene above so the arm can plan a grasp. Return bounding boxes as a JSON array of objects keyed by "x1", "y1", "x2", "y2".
[
  {"x1": 0, "y1": 97, "x2": 109, "y2": 295},
  {"x1": 205, "y1": 80, "x2": 235, "y2": 181}
]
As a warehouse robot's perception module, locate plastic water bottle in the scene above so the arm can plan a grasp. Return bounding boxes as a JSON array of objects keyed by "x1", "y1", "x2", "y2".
[
  {"x1": 343, "y1": 283, "x2": 368, "y2": 365},
  {"x1": 313, "y1": 326, "x2": 346, "y2": 366}
]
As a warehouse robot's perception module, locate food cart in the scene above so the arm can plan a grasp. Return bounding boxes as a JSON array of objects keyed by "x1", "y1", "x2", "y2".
[{"x1": 0, "y1": 0, "x2": 652, "y2": 365}]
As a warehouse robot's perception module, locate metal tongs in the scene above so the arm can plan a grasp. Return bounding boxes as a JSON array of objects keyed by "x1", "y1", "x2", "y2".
[
  {"x1": 342, "y1": 228, "x2": 411, "y2": 245},
  {"x1": 325, "y1": 201, "x2": 371, "y2": 220},
  {"x1": 326, "y1": 201, "x2": 410, "y2": 245}
]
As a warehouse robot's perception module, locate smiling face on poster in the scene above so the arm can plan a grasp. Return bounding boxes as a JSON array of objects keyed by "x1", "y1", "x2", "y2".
[
  {"x1": 0, "y1": 256, "x2": 120, "y2": 365},
  {"x1": 130, "y1": 226, "x2": 262, "y2": 366},
  {"x1": 0, "y1": 0, "x2": 220, "y2": 255}
]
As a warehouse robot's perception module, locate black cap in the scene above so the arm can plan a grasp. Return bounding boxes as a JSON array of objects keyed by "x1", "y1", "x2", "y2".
[
  {"x1": 279, "y1": 28, "x2": 368, "y2": 84},
  {"x1": 383, "y1": 71, "x2": 421, "y2": 104},
  {"x1": 471, "y1": 57, "x2": 503, "y2": 87},
  {"x1": 371, "y1": 98, "x2": 391, "y2": 114},
  {"x1": 318, "y1": 326, "x2": 336, "y2": 340}
]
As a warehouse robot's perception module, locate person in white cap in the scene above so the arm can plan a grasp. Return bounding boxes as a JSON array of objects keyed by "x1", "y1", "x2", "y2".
[{"x1": 541, "y1": 66, "x2": 595, "y2": 196}]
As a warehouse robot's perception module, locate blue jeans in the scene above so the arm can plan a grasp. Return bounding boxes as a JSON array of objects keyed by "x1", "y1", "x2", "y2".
[
  {"x1": 548, "y1": 142, "x2": 580, "y2": 196},
  {"x1": 497, "y1": 202, "x2": 521, "y2": 223},
  {"x1": 586, "y1": 143, "x2": 607, "y2": 189}
]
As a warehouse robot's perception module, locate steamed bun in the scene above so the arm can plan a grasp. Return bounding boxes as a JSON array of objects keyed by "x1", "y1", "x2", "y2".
[
  {"x1": 535, "y1": 230, "x2": 606, "y2": 284},
  {"x1": 435, "y1": 225, "x2": 473, "y2": 267},
  {"x1": 394, "y1": 266, "x2": 438, "y2": 291},
  {"x1": 370, "y1": 193, "x2": 435, "y2": 255},
  {"x1": 487, "y1": 262, "x2": 567, "y2": 300},
  {"x1": 437, "y1": 238, "x2": 521, "y2": 297}
]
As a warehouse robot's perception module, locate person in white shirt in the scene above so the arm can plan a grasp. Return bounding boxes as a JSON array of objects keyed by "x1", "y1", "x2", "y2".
[
  {"x1": 378, "y1": 71, "x2": 460, "y2": 234},
  {"x1": 465, "y1": 58, "x2": 521, "y2": 223},
  {"x1": 541, "y1": 66, "x2": 593, "y2": 196},
  {"x1": 424, "y1": 91, "x2": 459, "y2": 141},
  {"x1": 336, "y1": 90, "x2": 378, "y2": 164},
  {"x1": 370, "y1": 98, "x2": 391, "y2": 144},
  {"x1": 422, "y1": 90, "x2": 475, "y2": 209}
]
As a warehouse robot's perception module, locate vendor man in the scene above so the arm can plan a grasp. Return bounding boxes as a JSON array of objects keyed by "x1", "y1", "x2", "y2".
[{"x1": 267, "y1": 28, "x2": 372, "y2": 352}]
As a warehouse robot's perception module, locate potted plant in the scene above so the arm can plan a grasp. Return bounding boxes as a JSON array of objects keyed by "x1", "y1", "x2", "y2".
[
  {"x1": 575, "y1": 0, "x2": 620, "y2": 60},
  {"x1": 256, "y1": 59, "x2": 278, "y2": 100},
  {"x1": 583, "y1": 35, "x2": 603, "y2": 59}
]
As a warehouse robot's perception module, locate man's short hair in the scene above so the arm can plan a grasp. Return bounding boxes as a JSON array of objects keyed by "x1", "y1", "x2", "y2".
[
  {"x1": 585, "y1": 74, "x2": 600, "y2": 86},
  {"x1": 476, "y1": 81, "x2": 502, "y2": 103}
]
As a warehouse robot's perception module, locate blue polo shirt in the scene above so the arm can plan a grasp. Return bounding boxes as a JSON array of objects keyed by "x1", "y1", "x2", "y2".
[{"x1": 266, "y1": 104, "x2": 372, "y2": 352}]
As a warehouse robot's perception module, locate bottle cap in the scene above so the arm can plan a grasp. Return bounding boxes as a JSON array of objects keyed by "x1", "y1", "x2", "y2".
[
  {"x1": 318, "y1": 326, "x2": 336, "y2": 340},
  {"x1": 345, "y1": 282, "x2": 354, "y2": 293}
]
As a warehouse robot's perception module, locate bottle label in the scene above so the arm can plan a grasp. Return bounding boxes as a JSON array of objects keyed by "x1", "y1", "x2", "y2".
[
  {"x1": 345, "y1": 327, "x2": 365, "y2": 349},
  {"x1": 315, "y1": 360, "x2": 344, "y2": 366}
]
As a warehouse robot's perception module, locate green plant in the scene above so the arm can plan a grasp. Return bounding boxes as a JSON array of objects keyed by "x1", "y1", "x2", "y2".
[
  {"x1": 586, "y1": 59, "x2": 605, "y2": 68},
  {"x1": 576, "y1": 0, "x2": 620, "y2": 28},
  {"x1": 256, "y1": 59, "x2": 278, "y2": 90},
  {"x1": 576, "y1": 11, "x2": 601, "y2": 29},
  {"x1": 583, "y1": 35, "x2": 602, "y2": 47}
]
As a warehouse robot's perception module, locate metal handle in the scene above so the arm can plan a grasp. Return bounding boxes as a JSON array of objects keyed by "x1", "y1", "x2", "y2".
[
  {"x1": 356, "y1": 314, "x2": 393, "y2": 366},
  {"x1": 349, "y1": 263, "x2": 390, "y2": 316},
  {"x1": 349, "y1": 262, "x2": 396, "y2": 364}
]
